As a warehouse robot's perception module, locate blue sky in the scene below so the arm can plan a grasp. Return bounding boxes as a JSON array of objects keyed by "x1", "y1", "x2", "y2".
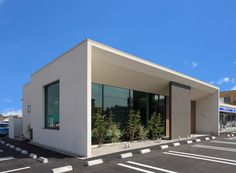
[{"x1": 0, "y1": 0, "x2": 236, "y2": 115}]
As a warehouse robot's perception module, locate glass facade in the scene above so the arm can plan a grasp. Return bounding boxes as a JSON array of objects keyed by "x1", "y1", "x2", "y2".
[
  {"x1": 92, "y1": 83, "x2": 167, "y2": 144},
  {"x1": 45, "y1": 81, "x2": 60, "y2": 129}
]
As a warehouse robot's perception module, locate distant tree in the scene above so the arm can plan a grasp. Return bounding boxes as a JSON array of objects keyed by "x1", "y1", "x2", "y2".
[{"x1": 0, "y1": 114, "x2": 3, "y2": 121}]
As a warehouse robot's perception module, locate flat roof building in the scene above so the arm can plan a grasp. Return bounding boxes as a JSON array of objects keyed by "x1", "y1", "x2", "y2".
[
  {"x1": 23, "y1": 39, "x2": 219, "y2": 157},
  {"x1": 220, "y1": 90, "x2": 236, "y2": 105},
  {"x1": 219, "y1": 91, "x2": 236, "y2": 132}
]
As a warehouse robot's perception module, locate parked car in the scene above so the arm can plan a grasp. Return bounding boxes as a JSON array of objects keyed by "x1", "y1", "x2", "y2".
[{"x1": 0, "y1": 122, "x2": 9, "y2": 136}]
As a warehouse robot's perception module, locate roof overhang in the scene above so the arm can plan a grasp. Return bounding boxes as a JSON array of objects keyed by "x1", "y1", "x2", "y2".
[{"x1": 89, "y1": 39, "x2": 219, "y2": 100}]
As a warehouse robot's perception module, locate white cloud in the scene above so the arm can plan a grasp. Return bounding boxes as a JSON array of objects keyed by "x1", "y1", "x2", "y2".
[
  {"x1": 232, "y1": 85, "x2": 236, "y2": 90},
  {"x1": 184, "y1": 61, "x2": 199, "y2": 68},
  {"x1": 210, "y1": 77, "x2": 235, "y2": 86},
  {"x1": 191, "y1": 61, "x2": 198, "y2": 68},
  {"x1": 1, "y1": 109, "x2": 22, "y2": 116},
  {"x1": 1, "y1": 98, "x2": 13, "y2": 103},
  {"x1": 217, "y1": 77, "x2": 235, "y2": 85}
]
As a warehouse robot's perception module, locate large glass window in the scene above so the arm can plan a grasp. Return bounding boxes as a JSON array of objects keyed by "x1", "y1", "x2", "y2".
[
  {"x1": 92, "y1": 84, "x2": 103, "y2": 130},
  {"x1": 45, "y1": 81, "x2": 60, "y2": 129},
  {"x1": 91, "y1": 83, "x2": 167, "y2": 144},
  {"x1": 103, "y1": 85, "x2": 130, "y2": 130},
  {"x1": 130, "y1": 91, "x2": 149, "y2": 126},
  {"x1": 224, "y1": 97, "x2": 230, "y2": 104}
]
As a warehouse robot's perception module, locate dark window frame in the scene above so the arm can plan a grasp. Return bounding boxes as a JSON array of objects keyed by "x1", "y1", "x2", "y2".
[{"x1": 44, "y1": 80, "x2": 60, "y2": 130}]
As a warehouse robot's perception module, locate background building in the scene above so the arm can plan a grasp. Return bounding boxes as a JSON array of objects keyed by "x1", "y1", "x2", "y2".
[
  {"x1": 219, "y1": 90, "x2": 236, "y2": 132},
  {"x1": 220, "y1": 90, "x2": 236, "y2": 105}
]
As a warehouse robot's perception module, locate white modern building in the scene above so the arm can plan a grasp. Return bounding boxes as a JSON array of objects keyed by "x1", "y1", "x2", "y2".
[{"x1": 23, "y1": 39, "x2": 219, "y2": 157}]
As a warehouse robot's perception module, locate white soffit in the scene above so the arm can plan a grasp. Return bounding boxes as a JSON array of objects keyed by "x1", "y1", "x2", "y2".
[{"x1": 90, "y1": 40, "x2": 218, "y2": 94}]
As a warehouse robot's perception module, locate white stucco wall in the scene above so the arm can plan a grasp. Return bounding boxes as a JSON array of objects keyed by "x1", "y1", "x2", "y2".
[
  {"x1": 171, "y1": 84, "x2": 191, "y2": 139},
  {"x1": 23, "y1": 83, "x2": 31, "y2": 139},
  {"x1": 8, "y1": 117, "x2": 14, "y2": 139},
  {"x1": 9, "y1": 117, "x2": 23, "y2": 139},
  {"x1": 196, "y1": 91, "x2": 219, "y2": 135},
  {"x1": 27, "y1": 41, "x2": 91, "y2": 157}
]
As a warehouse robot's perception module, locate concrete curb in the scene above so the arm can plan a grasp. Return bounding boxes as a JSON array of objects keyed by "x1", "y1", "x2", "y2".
[
  {"x1": 139, "y1": 148, "x2": 151, "y2": 154},
  {"x1": 186, "y1": 140, "x2": 193, "y2": 144},
  {"x1": 119, "y1": 152, "x2": 133, "y2": 159},
  {"x1": 159, "y1": 145, "x2": 169, "y2": 149},
  {"x1": 86, "y1": 159, "x2": 104, "y2": 166},
  {"x1": 37, "y1": 157, "x2": 48, "y2": 163},
  {"x1": 10, "y1": 145, "x2": 15, "y2": 149},
  {"x1": 15, "y1": 147, "x2": 21, "y2": 152},
  {"x1": 204, "y1": 137, "x2": 210, "y2": 141},
  {"x1": 21, "y1": 150, "x2": 29, "y2": 155},
  {"x1": 50, "y1": 165, "x2": 73, "y2": 173},
  {"x1": 172, "y1": 142, "x2": 180, "y2": 147},
  {"x1": 195, "y1": 139, "x2": 201, "y2": 142},
  {"x1": 29, "y1": 153, "x2": 37, "y2": 159}
]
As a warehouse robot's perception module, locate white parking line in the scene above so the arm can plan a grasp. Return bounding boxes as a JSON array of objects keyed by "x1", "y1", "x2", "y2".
[
  {"x1": 211, "y1": 140, "x2": 236, "y2": 145},
  {"x1": 0, "y1": 157, "x2": 14, "y2": 162},
  {"x1": 118, "y1": 163, "x2": 155, "y2": 173},
  {"x1": 192, "y1": 144, "x2": 236, "y2": 153},
  {"x1": 164, "y1": 152, "x2": 236, "y2": 166},
  {"x1": 127, "y1": 161, "x2": 178, "y2": 173},
  {"x1": 168, "y1": 150, "x2": 236, "y2": 163},
  {"x1": 0, "y1": 166, "x2": 30, "y2": 173}
]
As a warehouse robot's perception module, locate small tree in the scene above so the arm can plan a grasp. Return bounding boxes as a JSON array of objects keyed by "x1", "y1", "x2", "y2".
[
  {"x1": 148, "y1": 112, "x2": 164, "y2": 139},
  {"x1": 137, "y1": 125, "x2": 149, "y2": 141},
  {"x1": 106, "y1": 111, "x2": 122, "y2": 143},
  {"x1": 95, "y1": 108, "x2": 106, "y2": 146},
  {"x1": 126, "y1": 110, "x2": 141, "y2": 142}
]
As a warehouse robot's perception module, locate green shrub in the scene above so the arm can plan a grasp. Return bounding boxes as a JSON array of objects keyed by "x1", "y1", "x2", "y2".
[
  {"x1": 126, "y1": 109, "x2": 141, "y2": 142},
  {"x1": 95, "y1": 108, "x2": 106, "y2": 146},
  {"x1": 148, "y1": 112, "x2": 164, "y2": 139},
  {"x1": 137, "y1": 125, "x2": 149, "y2": 141},
  {"x1": 106, "y1": 111, "x2": 122, "y2": 143}
]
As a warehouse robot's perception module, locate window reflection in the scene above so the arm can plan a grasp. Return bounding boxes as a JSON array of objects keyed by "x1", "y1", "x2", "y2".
[{"x1": 91, "y1": 83, "x2": 166, "y2": 144}]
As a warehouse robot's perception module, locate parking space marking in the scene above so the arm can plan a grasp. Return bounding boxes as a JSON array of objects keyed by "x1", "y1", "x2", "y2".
[
  {"x1": 168, "y1": 151, "x2": 236, "y2": 163},
  {"x1": 0, "y1": 157, "x2": 14, "y2": 162},
  {"x1": 192, "y1": 144, "x2": 236, "y2": 153},
  {"x1": 118, "y1": 163, "x2": 155, "y2": 173},
  {"x1": 211, "y1": 140, "x2": 236, "y2": 145},
  {"x1": 127, "y1": 161, "x2": 178, "y2": 173},
  {"x1": 0, "y1": 166, "x2": 30, "y2": 173},
  {"x1": 164, "y1": 151, "x2": 236, "y2": 166}
]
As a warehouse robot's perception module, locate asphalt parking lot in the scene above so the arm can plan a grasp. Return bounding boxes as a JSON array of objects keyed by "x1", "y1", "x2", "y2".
[
  {"x1": 0, "y1": 137, "x2": 78, "y2": 173},
  {"x1": 1, "y1": 134, "x2": 236, "y2": 173},
  {"x1": 83, "y1": 134, "x2": 236, "y2": 173}
]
